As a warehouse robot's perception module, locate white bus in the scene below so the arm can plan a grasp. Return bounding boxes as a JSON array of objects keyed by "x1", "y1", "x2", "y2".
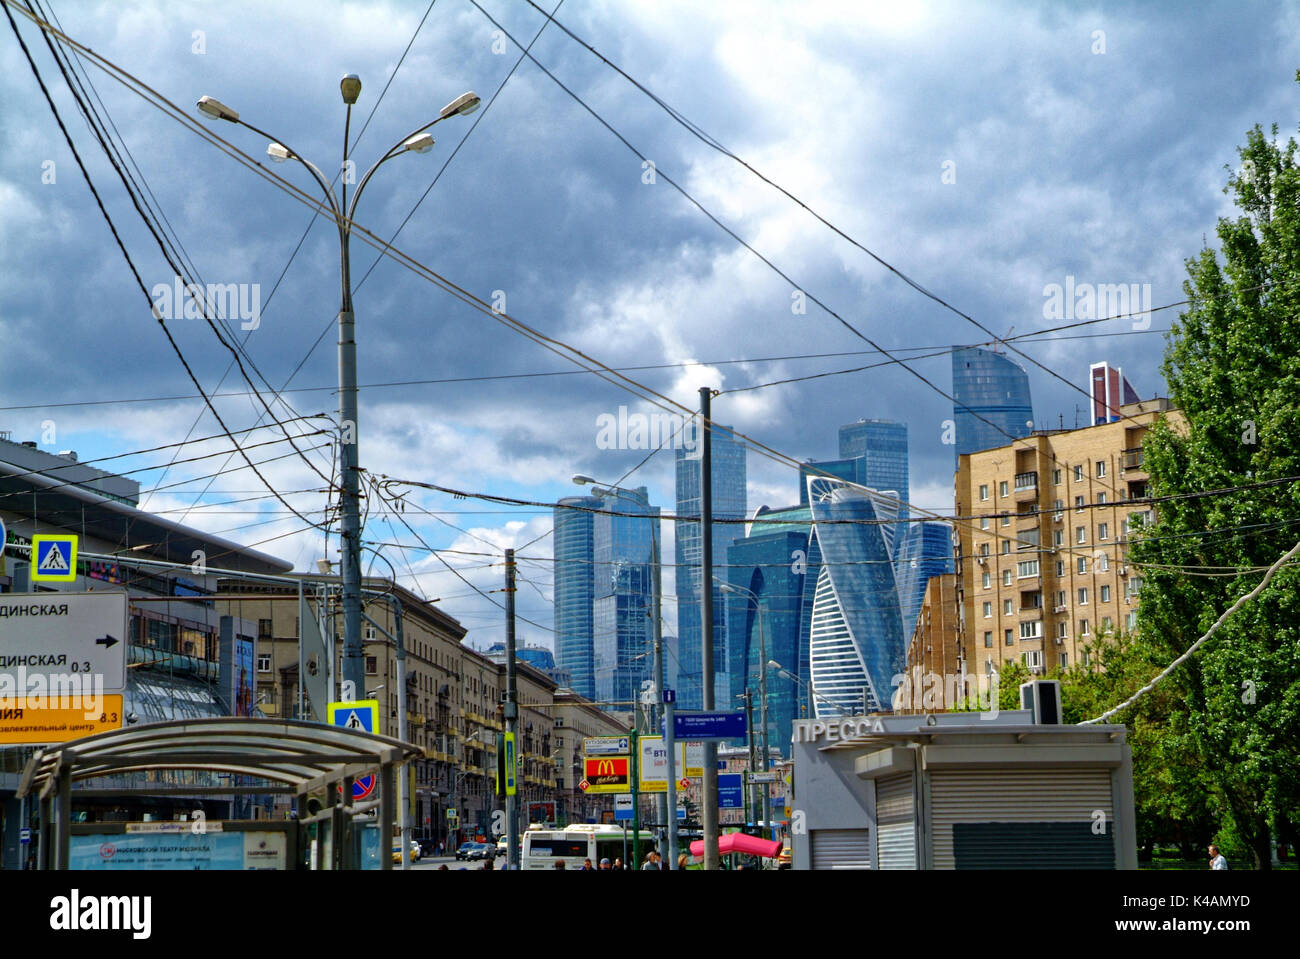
[{"x1": 520, "y1": 823, "x2": 656, "y2": 870}]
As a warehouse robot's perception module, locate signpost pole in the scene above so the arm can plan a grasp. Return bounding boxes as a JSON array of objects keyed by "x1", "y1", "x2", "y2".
[
  {"x1": 505, "y1": 549, "x2": 520, "y2": 870},
  {"x1": 665, "y1": 692, "x2": 678, "y2": 869},
  {"x1": 699, "y1": 386, "x2": 719, "y2": 870},
  {"x1": 630, "y1": 726, "x2": 640, "y2": 867}
]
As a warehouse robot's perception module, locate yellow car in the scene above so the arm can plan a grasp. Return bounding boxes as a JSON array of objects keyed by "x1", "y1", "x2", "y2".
[{"x1": 392, "y1": 844, "x2": 417, "y2": 864}]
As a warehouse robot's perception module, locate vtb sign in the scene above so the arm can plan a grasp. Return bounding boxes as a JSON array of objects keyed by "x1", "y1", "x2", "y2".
[{"x1": 583, "y1": 756, "x2": 629, "y2": 793}]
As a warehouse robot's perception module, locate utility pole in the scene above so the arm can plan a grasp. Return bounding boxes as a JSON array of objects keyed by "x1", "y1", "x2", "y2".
[
  {"x1": 505, "y1": 549, "x2": 520, "y2": 869},
  {"x1": 631, "y1": 725, "x2": 641, "y2": 867},
  {"x1": 741, "y1": 690, "x2": 754, "y2": 828},
  {"x1": 700, "y1": 385, "x2": 719, "y2": 870},
  {"x1": 758, "y1": 603, "x2": 771, "y2": 841}
]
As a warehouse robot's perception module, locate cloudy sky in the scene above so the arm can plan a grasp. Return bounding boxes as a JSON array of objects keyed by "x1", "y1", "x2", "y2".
[{"x1": 1, "y1": 0, "x2": 1296, "y2": 651}]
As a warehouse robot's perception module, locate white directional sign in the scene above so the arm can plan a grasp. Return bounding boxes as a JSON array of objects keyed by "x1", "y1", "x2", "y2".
[
  {"x1": 747, "y1": 771, "x2": 779, "y2": 784},
  {"x1": 0, "y1": 591, "x2": 128, "y2": 692},
  {"x1": 584, "y1": 736, "x2": 630, "y2": 756}
]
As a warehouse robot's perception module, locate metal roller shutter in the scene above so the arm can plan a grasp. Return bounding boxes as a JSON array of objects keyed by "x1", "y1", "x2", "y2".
[
  {"x1": 875, "y1": 774, "x2": 916, "y2": 870},
  {"x1": 810, "y1": 829, "x2": 872, "y2": 869},
  {"x1": 929, "y1": 768, "x2": 1115, "y2": 869}
]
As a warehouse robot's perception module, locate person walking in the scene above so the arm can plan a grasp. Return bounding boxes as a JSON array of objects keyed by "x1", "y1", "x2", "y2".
[
  {"x1": 612, "y1": 857, "x2": 624, "y2": 870},
  {"x1": 580, "y1": 858, "x2": 594, "y2": 871},
  {"x1": 677, "y1": 853, "x2": 689, "y2": 871},
  {"x1": 598, "y1": 858, "x2": 612, "y2": 870},
  {"x1": 1209, "y1": 845, "x2": 1229, "y2": 870}
]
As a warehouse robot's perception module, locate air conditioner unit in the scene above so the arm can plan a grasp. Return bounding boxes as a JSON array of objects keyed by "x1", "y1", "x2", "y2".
[
  {"x1": 1054, "y1": 637, "x2": 1064, "y2": 645},
  {"x1": 1119, "y1": 566, "x2": 1128, "y2": 576},
  {"x1": 1053, "y1": 605, "x2": 1067, "y2": 613},
  {"x1": 976, "y1": 556, "x2": 986, "y2": 566},
  {"x1": 1052, "y1": 513, "x2": 1063, "y2": 522}
]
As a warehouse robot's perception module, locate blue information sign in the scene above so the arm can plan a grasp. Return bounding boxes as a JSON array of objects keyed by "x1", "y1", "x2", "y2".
[
  {"x1": 718, "y1": 774, "x2": 744, "y2": 809},
  {"x1": 666, "y1": 711, "x2": 747, "y2": 740}
]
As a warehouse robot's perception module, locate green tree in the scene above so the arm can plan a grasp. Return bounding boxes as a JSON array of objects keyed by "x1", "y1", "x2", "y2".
[{"x1": 1128, "y1": 100, "x2": 1300, "y2": 868}]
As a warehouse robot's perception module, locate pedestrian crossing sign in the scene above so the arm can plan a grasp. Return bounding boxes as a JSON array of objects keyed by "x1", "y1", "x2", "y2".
[
  {"x1": 327, "y1": 699, "x2": 379, "y2": 735},
  {"x1": 31, "y1": 534, "x2": 77, "y2": 582}
]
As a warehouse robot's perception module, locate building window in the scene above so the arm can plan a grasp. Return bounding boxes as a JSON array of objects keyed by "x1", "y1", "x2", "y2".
[
  {"x1": 1075, "y1": 495, "x2": 1085, "y2": 512},
  {"x1": 1080, "y1": 618, "x2": 1090, "y2": 635},
  {"x1": 1096, "y1": 460, "x2": 1106, "y2": 478},
  {"x1": 1017, "y1": 560, "x2": 1040, "y2": 578},
  {"x1": 258, "y1": 618, "x2": 272, "y2": 640},
  {"x1": 365, "y1": 656, "x2": 378, "y2": 675},
  {"x1": 1078, "y1": 587, "x2": 1089, "y2": 605},
  {"x1": 1024, "y1": 650, "x2": 1043, "y2": 668},
  {"x1": 999, "y1": 481, "x2": 1009, "y2": 497},
  {"x1": 1098, "y1": 491, "x2": 1108, "y2": 505},
  {"x1": 1004, "y1": 629, "x2": 1014, "y2": 646},
  {"x1": 1053, "y1": 469, "x2": 1062, "y2": 485},
  {"x1": 1098, "y1": 553, "x2": 1110, "y2": 572},
  {"x1": 1126, "y1": 611, "x2": 1137, "y2": 630},
  {"x1": 983, "y1": 602, "x2": 992, "y2": 618},
  {"x1": 1059, "y1": 652, "x2": 1068, "y2": 668},
  {"x1": 1074, "y1": 465, "x2": 1084, "y2": 482},
  {"x1": 1098, "y1": 522, "x2": 1109, "y2": 540},
  {"x1": 1056, "y1": 560, "x2": 1065, "y2": 577},
  {"x1": 1054, "y1": 529, "x2": 1064, "y2": 547},
  {"x1": 980, "y1": 516, "x2": 989, "y2": 530},
  {"x1": 979, "y1": 484, "x2": 989, "y2": 500},
  {"x1": 984, "y1": 631, "x2": 993, "y2": 648},
  {"x1": 1054, "y1": 498, "x2": 1064, "y2": 511},
  {"x1": 1100, "y1": 584, "x2": 1111, "y2": 603},
  {"x1": 1019, "y1": 620, "x2": 1042, "y2": 640},
  {"x1": 1003, "y1": 599, "x2": 1013, "y2": 616},
  {"x1": 1056, "y1": 621, "x2": 1068, "y2": 639},
  {"x1": 1055, "y1": 590, "x2": 1066, "y2": 607},
  {"x1": 982, "y1": 571, "x2": 991, "y2": 589},
  {"x1": 1081, "y1": 648, "x2": 1090, "y2": 666},
  {"x1": 257, "y1": 653, "x2": 272, "y2": 672},
  {"x1": 365, "y1": 625, "x2": 377, "y2": 642},
  {"x1": 1102, "y1": 616, "x2": 1112, "y2": 632},
  {"x1": 1002, "y1": 569, "x2": 1013, "y2": 586},
  {"x1": 1001, "y1": 539, "x2": 1011, "y2": 554},
  {"x1": 1074, "y1": 526, "x2": 1086, "y2": 544},
  {"x1": 1001, "y1": 514, "x2": 1010, "y2": 527},
  {"x1": 1077, "y1": 557, "x2": 1088, "y2": 574},
  {"x1": 979, "y1": 543, "x2": 990, "y2": 557}
]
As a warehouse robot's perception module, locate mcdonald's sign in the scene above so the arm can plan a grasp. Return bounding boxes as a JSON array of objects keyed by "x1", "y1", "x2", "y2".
[{"x1": 583, "y1": 756, "x2": 630, "y2": 793}]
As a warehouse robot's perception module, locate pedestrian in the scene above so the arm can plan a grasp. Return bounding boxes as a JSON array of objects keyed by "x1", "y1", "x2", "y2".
[
  {"x1": 553, "y1": 859, "x2": 566, "y2": 870},
  {"x1": 678, "y1": 853, "x2": 689, "y2": 871},
  {"x1": 641, "y1": 852, "x2": 658, "y2": 870},
  {"x1": 612, "y1": 857, "x2": 623, "y2": 870},
  {"x1": 483, "y1": 857, "x2": 494, "y2": 870},
  {"x1": 1209, "y1": 844, "x2": 1229, "y2": 870},
  {"x1": 580, "y1": 858, "x2": 594, "y2": 871},
  {"x1": 438, "y1": 864, "x2": 449, "y2": 871},
  {"x1": 599, "y1": 858, "x2": 612, "y2": 870}
]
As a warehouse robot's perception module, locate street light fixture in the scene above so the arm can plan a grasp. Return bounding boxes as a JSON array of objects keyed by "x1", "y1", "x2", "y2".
[{"x1": 196, "y1": 77, "x2": 479, "y2": 706}]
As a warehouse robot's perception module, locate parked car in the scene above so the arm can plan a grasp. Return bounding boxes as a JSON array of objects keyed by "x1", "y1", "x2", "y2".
[
  {"x1": 409, "y1": 840, "x2": 421, "y2": 861},
  {"x1": 455, "y1": 842, "x2": 478, "y2": 861},
  {"x1": 417, "y1": 837, "x2": 437, "y2": 858},
  {"x1": 392, "y1": 843, "x2": 416, "y2": 865}
]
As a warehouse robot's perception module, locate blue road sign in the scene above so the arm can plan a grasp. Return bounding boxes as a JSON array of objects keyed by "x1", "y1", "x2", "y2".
[
  {"x1": 662, "y1": 688, "x2": 676, "y2": 704},
  {"x1": 677, "y1": 806, "x2": 686, "y2": 821},
  {"x1": 666, "y1": 711, "x2": 747, "y2": 740},
  {"x1": 614, "y1": 795, "x2": 634, "y2": 822},
  {"x1": 19, "y1": 828, "x2": 31, "y2": 845},
  {"x1": 353, "y1": 775, "x2": 375, "y2": 800},
  {"x1": 718, "y1": 774, "x2": 744, "y2": 809}
]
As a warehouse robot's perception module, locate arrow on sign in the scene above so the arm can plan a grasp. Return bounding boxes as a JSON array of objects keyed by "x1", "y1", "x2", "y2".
[{"x1": 95, "y1": 635, "x2": 119, "y2": 649}]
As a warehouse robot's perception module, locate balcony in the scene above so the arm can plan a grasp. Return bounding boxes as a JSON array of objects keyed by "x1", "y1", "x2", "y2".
[
  {"x1": 1013, "y1": 472, "x2": 1039, "y2": 499},
  {"x1": 1121, "y1": 448, "x2": 1145, "y2": 472}
]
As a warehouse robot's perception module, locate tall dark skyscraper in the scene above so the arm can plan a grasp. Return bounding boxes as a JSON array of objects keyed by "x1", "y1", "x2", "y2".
[
  {"x1": 838, "y1": 419, "x2": 909, "y2": 515},
  {"x1": 951, "y1": 346, "x2": 1034, "y2": 465},
  {"x1": 676, "y1": 423, "x2": 747, "y2": 710}
]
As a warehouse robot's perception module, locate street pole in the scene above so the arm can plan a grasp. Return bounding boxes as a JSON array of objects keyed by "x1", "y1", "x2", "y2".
[
  {"x1": 700, "y1": 385, "x2": 719, "y2": 870},
  {"x1": 651, "y1": 519, "x2": 667, "y2": 859},
  {"x1": 630, "y1": 726, "x2": 641, "y2": 867},
  {"x1": 665, "y1": 690, "x2": 678, "y2": 868},
  {"x1": 741, "y1": 691, "x2": 753, "y2": 828},
  {"x1": 505, "y1": 549, "x2": 520, "y2": 870},
  {"x1": 759, "y1": 603, "x2": 770, "y2": 841},
  {"x1": 359, "y1": 594, "x2": 408, "y2": 870}
]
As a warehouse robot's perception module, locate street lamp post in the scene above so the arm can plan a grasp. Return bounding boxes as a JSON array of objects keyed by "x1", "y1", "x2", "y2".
[
  {"x1": 197, "y1": 81, "x2": 480, "y2": 702},
  {"x1": 721, "y1": 581, "x2": 771, "y2": 840}
]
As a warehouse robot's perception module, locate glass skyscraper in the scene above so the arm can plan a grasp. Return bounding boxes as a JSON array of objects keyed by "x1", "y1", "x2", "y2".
[
  {"x1": 894, "y1": 521, "x2": 956, "y2": 640},
  {"x1": 553, "y1": 489, "x2": 660, "y2": 708},
  {"x1": 838, "y1": 419, "x2": 909, "y2": 519},
  {"x1": 806, "y1": 476, "x2": 905, "y2": 715},
  {"x1": 952, "y1": 346, "x2": 1034, "y2": 465},
  {"x1": 553, "y1": 495, "x2": 601, "y2": 700},
  {"x1": 592, "y1": 488, "x2": 660, "y2": 709},
  {"x1": 676, "y1": 424, "x2": 747, "y2": 710}
]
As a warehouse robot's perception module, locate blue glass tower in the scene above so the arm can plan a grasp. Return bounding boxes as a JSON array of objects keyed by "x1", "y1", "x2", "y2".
[
  {"x1": 952, "y1": 346, "x2": 1034, "y2": 464},
  {"x1": 676, "y1": 425, "x2": 747, "y2": 710},
  {"x1": 806, "y1": 476, "x2": 906, "y2": 715},
  {"x1": 838, "y1": 419, "x2": 909, "y2": 519},
  {"x1": 592, "y1": 487, "x2": 660, "y2": 710},
  {"x1": 553, "y1": 495, "x2": 601, "y2": 699},
  {"x1": 894, "y1": 522, "x2": 955, "y2": 640}
]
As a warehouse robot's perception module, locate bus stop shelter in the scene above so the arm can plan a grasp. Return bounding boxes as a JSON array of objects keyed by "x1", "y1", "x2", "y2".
[{"x1": 16, "y1": 717, "x2": 421, "y2": 870}]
